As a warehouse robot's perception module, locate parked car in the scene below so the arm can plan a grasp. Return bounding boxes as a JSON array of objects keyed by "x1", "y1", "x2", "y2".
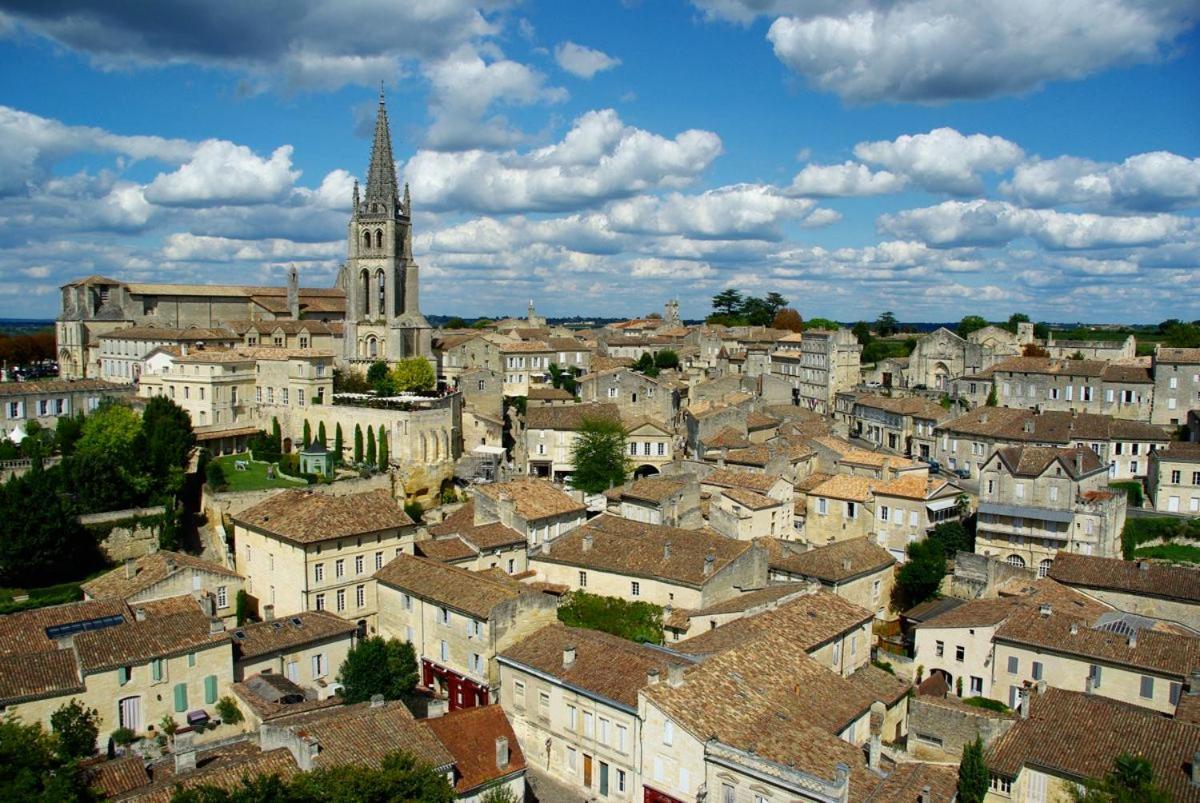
[
  {"x1": 953, "y1": 467, "x2": 970, "y2": 479},
  {"x1": 924, "y1": 459, "x2": 941, "y2": 474}
]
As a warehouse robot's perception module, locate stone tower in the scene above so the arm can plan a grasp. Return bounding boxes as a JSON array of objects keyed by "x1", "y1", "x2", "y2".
[
  {"x1": 337, "y1": 90, "x2": 432, "y2": 366},
  {"x1": 664, "y1": 298, "x2": 680, "y2": 326}
]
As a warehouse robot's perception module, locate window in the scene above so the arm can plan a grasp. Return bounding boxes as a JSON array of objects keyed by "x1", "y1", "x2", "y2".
[
  {"x1": 599, "y1": 717, "x2": 609, "y2": 744},
  {"x1": 174, "y1": 682, "x2": 188, "y2": 712},
  {"x1": 970, "y1": 676, "x2": 983, "y2": 695},
  {"x1": 1141, "y1": 676, "x2": 1154, "y2": 699},
  {"x1": 1032, "y1": 661, "x2": 1043, "y2": 680},
  {"x1": 679, "y1": 767, "x2": 690, "y2": 792},
  {"x1": 1007, "y1": 656, "x2": 1018, "y2": 674},
  {"x1": 631, "y1": 581, "x2": 640, "y2": 597},
  {"x1": 880, "y1": 505, "x2": 889, "y2": 522},
  {"x1": 403, "y1": 593, "x2": 413, "y2": 611},
  {"x1": 151, "y1": 658, "x2": 164, "y2": 682},
  {"x1": 538, "y1": 691, "x2": 550, "y2": 720},
  {"x1": 314, "y1": 563, "x2": 324, "y2": 583},
  {"x1": 514, "y1": 680, "x2": 526, "y2": 709},
  {"x1": 935, "y1": 640, "x2": 944, "y2": 657},
  {"x1": 471, "y1": 653, "x2": 483, "y2": 674},
  {"x1": 315, "y1": 593, "x2": 325, "y2": 611},
  {"x1": 663, "y1": 720, "x2": 674, "y2": 745},
  {"x1": 335, "y1": 558, "x2": 344, "y2": 578},
  {"x1": 568, "y1": 705, "x2": 577, "y2": 730},
  {"x1": 616, "y1": 724, "x2": 627, "y2": 753},
  {"x1": 722, "y1": 783, "x2": 735, "y2": 803},
  {"x1": 584, "y1": 711, "x2": 594, "y2": 737},
  {"x1": 629, "y1": 442, "x2": 637, "y2": 456},
  {"x1": 216, "y1": 586, "x2": 227, "y2": 609},
  {"x1": 833, "y1": 639, "x2": 842, "y2": 665},
  {"x1": 355, "y1": 555, "x2": 364, "y2": 575},
  {"x1": 658, "y1": 442, "x2": 666, "y2": 456},
  {"x1": 312, "y1": 653, "x2": 328, "y2": 677},
  {"x1": 846, "y1": 501, "x2": 857, "y2": 518},
  {"x1": 955, "y1": 645, "x2": 965, "y2": 662},
  {"x1": 335, "y1": 589, "x2": 345, "y2": 612},
  {"x1": 440, "y1": 640, "x2": 449, "y2": 662},
  {"x1": 818, "y1": 497, "x2": 827, "y2": 515},
  {"x1": 439, "y1": 607, "x2": 450, "y2": 625},
  {"x1": 356, "y1": 585, "x2": 365, "y2": 608},
  {"x1": 579, "y1": 571, "x2": 587, "y2": 588},
  {"x1": 1089, "y1": 664, "x2": 1102, "y2": 688},
  {"x1": 616, "y1": 769, "x2": 627, "y2": 793},
  {"x1": 375, "y1": 551, "x2": 384, "y2": 570},
  {"x1": 1171, "y1": 682, "x2": 1182, "y2": 705}
]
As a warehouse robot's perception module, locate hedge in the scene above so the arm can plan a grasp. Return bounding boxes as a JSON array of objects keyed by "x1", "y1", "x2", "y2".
[
  {"x1": 1121, "y1": 516, "x2": 1200, "y2": 559},
  {"x1": 1108, "y1": 481, "x2": 1143, "y2": 507},
  {"x1": 963, "y1": 696, "x2": 1011, "y2": 714}
]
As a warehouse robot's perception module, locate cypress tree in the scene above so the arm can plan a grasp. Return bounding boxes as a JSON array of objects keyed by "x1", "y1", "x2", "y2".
[
  {"x1": 957, "y1": 737, "x2": 988, "y2": 803},
  {"x1": 354, "y1": 424, "x2": 363, "y2": 464},
  {"x1": 378, "y1": 429, "x2": 389, "y2": 470},
  {"x1": 334, "y1": 423, "x2": 344, "y2": 464},
  {"x1": 303, "y1": 420, "x2": 312, "y2": 449},
  {"x1": 270, "y1": 417, "x2": 282, "y2": 455},
  {"x1": 365, "y1": 425, "x2": 376, "y2": 466},
  {"x1": 317, "y1": 421, "x2": 327, "y2": 448}
]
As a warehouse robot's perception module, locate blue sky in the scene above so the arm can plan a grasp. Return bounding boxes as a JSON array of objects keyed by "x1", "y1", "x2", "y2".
[{"x1": 0, "y1": 0, "x2": 1198, "y2": 323}]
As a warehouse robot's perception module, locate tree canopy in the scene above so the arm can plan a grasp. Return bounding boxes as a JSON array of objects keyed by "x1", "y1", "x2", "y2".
[
  {"x1": 957, "y1": 315, "x2": 989, "y2": 338},
  {"x1": 0, "y1": 715, "x2": 95, "y2": 801},
  {"x1": 804, "y1": 317, "x2": 840, "y2": 331},
  {"x1": 957, "y1": 737, "x2": 988, "y2": 803},
  {"x1": 570, "y1": 416, "x2": 629, "y2": 493},
  {"x1": 893, "y1": 539, "x2": 946, "y2": 610},
  {"x1": 51, "y1": 699, "x2": 99, "y2": 760},
  {"x1": 389, "y1": 358, "x2": 436, "y2": 392},
  {"x1": 772, "y1": 308, "x2": 804, "y2": 332},
  {"x1": 875, "y1": 311, "x2": 899, "y2": 337},
  {"x1": 336, "y1": 637, "x2": 419, "y2": 704},
  {"x1": 558, "y1": 590, "x2": 664, "y2": 645},
  {"x1": 707, "y1": 289, "x2": 788, "y2": 327},
  {"x1": 1071, "y1": 753, "x2": 1171, "y2": 803}
]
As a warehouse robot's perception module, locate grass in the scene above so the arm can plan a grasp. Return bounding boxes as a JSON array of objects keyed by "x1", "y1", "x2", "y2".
[
  {"x1": 0, "y1": 567, "x2": 113, "y2": 614},
  {"x1": 1133, "y1": 543, "x2": 1200, "y2": 565},
  {"x1": 963, "y1": 696, "x2": 1011, "y2": 714},
  {"x1": 213, "y1": 454, "x2": 305, "y2": 493}
]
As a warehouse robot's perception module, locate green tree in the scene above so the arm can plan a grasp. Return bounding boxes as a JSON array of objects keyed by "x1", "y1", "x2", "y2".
[
  {"x1": 0, "y1": 464, "x2": 97, "y2": 586},
  {"x1": 957, "y1": 315, "x2": 988, "y2": 338},
  {"x1": 235, "y1": 590, "x2": 248, "y2": 627},
  {"x1": 205, "y1": 459, "x2": 227, "y2": 491},
  {"x1": 1071, "y1": 753, "x2": 1170, "y2": 803},
  {"x1": 851, "y1": 321, "x2": 872, "y2": 345},
  {"x1": 986, "y1": 386, "x2": 998, "y2": 407},
  {"x1": 389, "y1": 358, "x2": 435, "y2": 392},
  {"x1": 443, "y1": 317, "x2": 468, "y2": 329},
  {"x1": 1034, "y1": 321, "x2": 1050, "y2": 340},
  {"x1": 75, "y1": 403, "x2": 141, "y2": 459},
  {"x1": 365, "y1": 425, "x2": 376, "y2": 466},
  {"x1": 334, "y1": 423, "x2": 344, "y2": 465},
  {"x1": 805, "y1": 317, "x2": 840, "y2": 331},
  {"x1": 875, "y1": 311, "x2": 899, "y2": 337},
  {"x1": 378, "y1": 429, "x2": 389, "y2": 470},
  {"x1": 894, "y1": 539, "x2": 946, "y2": 610},
  {"x1": 138, "y1": 396, "x2": 196, "y2": 497},
  {"x1": 51, "y1": 699, "x2": 99, "y2": 760},
  {"x1": 55, "y1": 413, "x2": 86, "y2": 456},
  {"x1": 481, "y1": 785, "x2": 522, "y2": 803},
  {"x1": 957, "y1": 737, "x2": 988, "y2": 803},
  {"x1": 763, "y1": 291, "x2": 788, "y2": 319},
  {"x1": 1005, "y1": 312, "x2": 1030, "y2": 333},
  {"x1": 270, "y1": 418, "x2": 282, "y2": 456},
  {"x1": 0, "y1": 715, "x2": 93, "y2": 801},
  {"x1": 570, "y1": 416, "x2": 629, "y2": 493},
  {"x1": 354, "y1": 424, "x2": 364, "y2": 464},
  {"x1": 215, "y1": 696, "x2": 244, "y2": 726},
  {"x1": 337, "y1": 637, "x2": 419, "y2": 704},
  {"x1": 928, "y1": 520, "x2": 973, "y2": 559},
  {"x1": 558, "y1": 590, "x2": 663, "y2": 644},
  {"x1": 654, "y1": 350, "x2": 680, "y2": 370},
  {"x1": 711, "y1": 288, "x2": 744, "y2": 317},
  {"x1": 405, "y1": 501, "x2": 424, "y2": 523},
  {"x1": 303, "y1": 420, "x2": 312, "y2": 449},
  {"x1": 634, "y1": 352, "x2": 655, "y2": 372},
  {"x1": 471, "y1": 318, "x2": 493, "y2": 329},
  {"x1": 317, "y1": 421, "x2": 327, "y2": 448},
  {"x1": 366, "y1": 360, "x2": 391, "y2": 385}
]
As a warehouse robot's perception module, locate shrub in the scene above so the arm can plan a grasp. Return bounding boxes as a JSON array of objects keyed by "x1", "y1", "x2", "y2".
[
  {"x1": 962, "y1": 696, "x2": 1010, "y2": 714},
  {"x1": 1108, "y1": 481, "x2": 1143, "y2": 507},
  {"x1": 558, "y1": 590, "x2": 663, "y2": 645},
  {"x1": 205, "y1": 460, "x2": 227, "y2": 491},
  {"x1": 51, "y1": 699, "x2": 99, "y2": 759},
  {"x1": 872, "y1": 659, "x2": 895, "y2": 676},
  {"x1": 404, "y1": 501, "x2": 424, "y2": 523},
  {"x1": 215, "y1": 696, "x2": 243, "y2": 725},
  {"x1": 111, "y1": 727, "x2": 136, "y2": 746},
  {"x1": 1121, "y1": 516, "x2": 1200, "y2": 559}
]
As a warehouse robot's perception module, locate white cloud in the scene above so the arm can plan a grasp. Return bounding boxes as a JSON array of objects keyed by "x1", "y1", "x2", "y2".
[
  {"x1": 788, "y1": 160, "x2": 906, "y2": 197},
  {"x1": 629, "y1": 258, "x2": 715, "y2": 278},
  {"x1": 404, "y1": 109, "x2": 722, "y2": 213},
  {"x1": 145, "y1": 140, "x2": 300, "y2": 207},
  {"x1": 554, "y1": 41, "x2": 621, "y2": 79},
  {"x1": 853, "y1": 128, "x2": 1024, "y2": 195},
  {"x1": 880, "y1": 199, "x2": 1193, "y2": 249},
  {"x1": 1004, "y1": 151, "x2": 1200, "y2": 212},
  {"x1": 757, "y1": 0, "x2": 1197, "y2": 102},
  {"x1": 607, "y1": 185, "x2": 815, "y2": 240},
  {"x1": 423, "y1": 44, "x2": 567, "y2": 151},
  {"x1": 161, "y1": 233, "x2": 341, "y2": 262},
  {"x1": 924, "y1": 283, "x2": 1015, "y2": 302}
]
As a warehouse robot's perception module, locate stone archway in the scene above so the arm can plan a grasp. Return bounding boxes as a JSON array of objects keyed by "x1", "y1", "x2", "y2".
[{"x1": 634, "y1": 464, "x2": 660, "y2": 479}]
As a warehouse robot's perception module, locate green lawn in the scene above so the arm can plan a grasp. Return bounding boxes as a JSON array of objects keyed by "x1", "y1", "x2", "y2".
[
  {"x1": 1133, "y1": 543, "x2": 1200, "y2": 565},
  {"x1": 213, "y1": 454, "x2": 306, "y2": 492}
]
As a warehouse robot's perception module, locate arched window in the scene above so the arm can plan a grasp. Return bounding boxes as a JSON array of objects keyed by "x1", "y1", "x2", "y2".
[
  {"x1": 362, "y1": 230, "x2": 371, "y2": 250},
  {"x1": 1007, "y1": 555, "x2": 1026, "y2": 569},
  {"x1": 376, "y1": 270, "x2": 386, "y2": 316},
  {"x1": 1038, "y1": 558, "x2": 1053, "y2": 578},
  {"x1": 375, "y1": 229, "x2": 383, "y2": 249},
  {"x1": 360, "y1": 270, "x2": 370, "y2": 317},
  {"x1": 368, "y1": 337, "x2": 378, "y2": 358}
]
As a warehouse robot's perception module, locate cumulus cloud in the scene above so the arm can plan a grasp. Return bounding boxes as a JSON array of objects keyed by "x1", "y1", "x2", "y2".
[
  {"x1": 880, "y1": 199, "x2": 1194, "y2": 249},
  {"x1": 0, "y1": 0, "x2": 504, "y2": 91},
  {"x1": 1004, "y1": 151, "x2": 1200, "y2": 212},
  {"x1": 160, "y1": 233, "x2": 341, "y2": 262},
  {"x1": 745, "y1": 0, "x2": 1200, "y2": 102},
  {"x1": 629, "y1": 258, "x2": 715, "y2": 278},
  {"x1": 405, "y1": 109, "x2": 722, "y2": 213},
  {"x1": 607, "y1": 185, "x2": 816, "y2": 240},
  {"x1": 145, "y1": 140, "x2": 300, "y2": 206},
  {"x1": 853, "y1": 128, "x2": 1024, "y2": 195},
  {"x1": 423, "y1": 44, "x2": 566, "y2": 151},
  {"x1": 788, "y1": 160, "x2": 906, "y2": 197},
  {"x1": 554, "y1": 41, "x2": 621, "y2": 78}
]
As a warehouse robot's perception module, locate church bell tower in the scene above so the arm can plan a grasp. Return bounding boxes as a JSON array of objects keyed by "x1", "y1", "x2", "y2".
[{"x1": 338, "y1": 90, "x2": 432, "y2": 366}]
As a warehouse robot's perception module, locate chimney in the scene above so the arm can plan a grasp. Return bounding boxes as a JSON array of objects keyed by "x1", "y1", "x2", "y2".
[
  {"x1": 1188, "y1": 669, "x2": 1200, "y2": 696},
  {"x1": 703, "y1": 553, "x2": 715, "y2": 577},
  {"x1": 1023, "y1": 419, "x2": 1034, "y2": 434},
  {"x1": 209, "y1": 617, "x2": 224, "y2": 635},
  {"x1": 1128, "y1": 631, "x2": 1138, "y2": 649},
  {"x1": 124, "y1": 558, "x2": 137, "y2": 579},
  {"x1": 1019, "y1": 685, "x2": 1031, "y2": 719},
  {"x1": 497, "y1": 493, "x2": 515, "y2": 528},
  {"x1": 1069, "y1": 622, "x2": 1078, "y2": 635},
  {"x1": 1038, "y1": 604, "x2": 1052, "y2": 617},
  {"x1": 174, "y1": 730, "x2": 196, "y2": 774},
  {"x1": 582, "y1": 534, "x2": 593, "y2": 553},
  {"x1": 647, "y1": 668, "x2": 660, "y2": 685},
  {"x1": 1085, "y1": 674, "x2": 1095, "y2": 696},
  {"x1": 134, "y1": 607, "x2": 147, "y2": 622},
  {"x1": 426, "y1": 699, "x2": 448, "y2": 718},
  {"x1": 264, "y1": 604, "x2": 275, "y2": 621},
  {"x1": 166, "y1": 557, "x2": 177, "y2": 573},
  {"x1": 667, "y1": 664, "x2": 685, "y2": 688},
  {"x1": 664, "y1": 541, "x2": 672, "y2": 560},
  {"x1": 1192, "y1": 752, "x2": 1200, "y2": 787},
  {"x1": 496, "y1": 737, "x2": 510, "y2": 771},
  {"x1": 370, "y1": 693, "x2": 385, "y2": 708},
  {"x1": 563, "y1": 645, "x2": 577, "y2": 669},
  {"x1": 287, "y1": 265, "x2": 300, "y2": 320},
  {"x1": 867, "y1": 734, "x2": 881, "y2": 772},
  {"x1": 1074, "y1": 452, "x2": 1083, "y2": 476},
  {"x1": 842, "y1": 557, "x2": 852, "y2": 572},
  {"x1": 918, "y1": 786, "x2": 932, "y2": 803},
  {"x1": 1036, "y1": 679, "x2": 1047, "y2": 696},
  {"x1": 979, "y1": 412, "x2": 988, "y2": 424},
  {"x1": 1138, "y1": 561, "x2": 1150, "y2": 572},
  {"x1": 299, "y1": 735, "x2": 320, "y2": 770}
]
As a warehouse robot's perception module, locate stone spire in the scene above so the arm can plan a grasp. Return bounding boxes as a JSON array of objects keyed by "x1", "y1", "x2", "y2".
[{"x1": 365, "y1": 89, "x2": 398, "y2": 206}]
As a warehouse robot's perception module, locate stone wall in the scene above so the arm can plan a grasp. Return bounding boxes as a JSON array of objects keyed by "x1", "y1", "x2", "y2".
[
  {"x1": 80, "y1": 505, "x2": 168, "y2": 562},
  {"x1": 906, "y1": 695, "x2": 1016, "y2": 761},
  {"x1": 947, "y1": 551, "x2": 1036, "y2": 599}
]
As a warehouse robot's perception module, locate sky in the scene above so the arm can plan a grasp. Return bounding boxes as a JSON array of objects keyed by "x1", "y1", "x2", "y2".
[{"x1": 0, "y1": 1, "x2": 1198, "y2": 324}]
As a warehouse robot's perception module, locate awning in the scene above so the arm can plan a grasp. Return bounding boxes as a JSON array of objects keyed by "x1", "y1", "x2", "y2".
[
  {"x1": 926, "y1": 497, "x2": 959, "y2": 512},
  {"x1": 472, "y1": 445, "x2": 506, "y2": 456}
]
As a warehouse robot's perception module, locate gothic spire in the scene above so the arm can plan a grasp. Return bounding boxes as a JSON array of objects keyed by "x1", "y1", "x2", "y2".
[{"x1": 365, "y1": 90, "x2": 398, "y2": 205}]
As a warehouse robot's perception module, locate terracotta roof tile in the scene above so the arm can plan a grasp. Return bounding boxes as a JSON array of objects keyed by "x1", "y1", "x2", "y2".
[
  {"x1": 621, "y1": 477, "x2": 689, "y2": 504},
  {"x1": 0, "y1": 598, "x2": 130, "y2": 656},
  {"x1": 231, "y1": 611, "x2": 357, "y2": 661},
  {"x1": 274, "y1": 700, "x2": 454, "y2": 771},
  {"x1": 762, "y1": 537, "x2": 894, "y2": 581},
  {"x1": 1049, "y1": 552, "x2": 1200, "y2": 603},
  {"x1": 525, "y1": 402, "x2": 621, "y2": 431},
  {"x1": 80, "y1": 755, "x2": 150, "y2": 798},
  {"x1": 415, "y1": 536, "x2": 477, "y2": 563},
  {"x1": 74, "y1": 607, "x2": 229, "y2": 672},
  {"x1": 474, "y1": 478, "x2": 585, "y2": 521},
  {"x1": 233, "y1": 488, "x2": 413, "y2": 544},
  {"x1": 993, "y1": 444, "x2": 1104, "y2": 479},
  {"x1": 424, "y1": 705, "x2": 526, "y2": 793},
  {"x1": 674, "y1": 590, "x2": 872, "y2": 656},
  {"x1": 720, "y1": 487, "x2": 782, "y2": 510},
  {"x1": 82, "y1": 551, "x2": 239, "y2": 601},
  {"x1": 0, "y1": 649, "x2": 84, "y2": 704},
  {"x1": 375, "y1": 554, "x2": 535, "y2": 619},
  {"x1": 811, "y1": 474, "x2": 879, "y2": 503},
  {"x1": 701, "y1": 468, "x2": 781, "y2": 495}
]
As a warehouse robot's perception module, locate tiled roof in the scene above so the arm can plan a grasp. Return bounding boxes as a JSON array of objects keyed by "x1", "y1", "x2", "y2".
[
  {"x1": 232, "y1": 611, "x2": 357, "y2": 661},
  {"x1": 939, "y1": 407, "x2": 1169, "y2": 444},
  {"x1": 416, "y1": 536, "x2": 477, "y2": 563},
  {"x1": 916, "y1": 580, "x2": 1109, "y2": 630},
  {"x1": 1049, "y1": 552, "x2": 1200, "y2": 603},
  {"x1": 501, "y1": 623, "x2": 681, "y2": 709},
  {"x1": 810, "y1": 474, "x2": 878, "y2": 502},
  {"x1": 701, "y1": 468, "x2": 781, "y2": 495},
  {"x1": 764, "y1": 537, "x2": 894, "y2": 582},
  {"x1": 224, "y1": 319, "x2": 339, "y2": 336},
  {"x1": 1156, "y1": 347, "x2": 1200, "y2": 364},
  {"x1": 275, "y1": 700, "x2": 455, "y2": 771},
  {"x1": 723, "y1": 445, "x2": 775, "y2": 467},
  {"x1": 74, "y1": 608, "x2": 228, "y2": 672},
  {"x1": 987, "y1": 688, "x2": 1200, "y2": 800},
  {"x1": 686, "y1": 584, "x2": 810, "y2": 617},
  {"x1": 424, "y1": 705, "x2": 526, "y2": 793},
  {"x1": 795, "y1": 471, "x2": 835, "y2": 493},
  {"x1": 499, "y1": 340, "x2": 552, "y2": 353},
  {"x1": 621, "y1": 476, "x2": 688, "y2": 504},
  {"x1": 233, "y1": 488, "x2": 413, "y2": 544},
  {"x1": 993, "y1": 444, "x2": 1103, "y2": 479},
  {"x1": 873, "y1": 473, "x2": 933, "y2": 500},
  {"x1": 0, "y1": 649, "x2": 84, "y2": 704},
  {"x1": 1155, "y1": 441, "x2": 1200, "y2": 463},
  {"x1": 988, "y1": 356, "x2": 1107, "y2": 377},
  {"x1": 426, "y1": 500, "x2": 527, "y2": 550},
  {"x1": 527, "y1": 387, "x2": 575, "y2": 400},
  {"x1": 375, "y1": 554, "x2": 532, "y2": 619},
  {"x1": 99, "y1": 325, "x2": 238, "y2": 342},
  {"x1": 720, "y1": 487, "x2": 781, "y2": 510},
  {"x1": 474, "y1": 478, "x2": 585, "y2": 521},
  {"x1": 701, "y1": 427, "x2": 750, "y2": 449},
  {"x1": 746, "y1": 411, "x2": 782, "y2": 430},
  {"x1": 845, "y1": 663, "x2": 911, "y2": 707},
  {"x1": 0, "y1": 598, "x2": 131, "y2": 656},
  {"x1": 674, "y1": 590, "x2": 872, "y2": 656},
  {"x1": 1101, "y1": 363, "x2": 1153, "y2": 383},
  {"x1": 127, "y1": 747, "x2": 300, "y2": 803},
  {"x1": 525, "y1": 402, "x2": 621, "y2": 431},
  {"x1": 0, "y1": 379, "x2": 131, "y2": 397},
  {"x1": 82, "y1": 550, "x2": 239, "y2": 600},
  {"x1": 536, "y1": 514, "x2": 753, "y2": 587},
  {"x1": 862, "y1": 762, "x2": 958, "y2": 802},
  {"x1": 855, "y1": 394, "x2": 953, "y2": 420},
  {"x1": 994, "y1": 608, "x2": 1200, "y2": 677},
  {"x1": 80, "y1": 755, "x2": 150, "y2": 798}
]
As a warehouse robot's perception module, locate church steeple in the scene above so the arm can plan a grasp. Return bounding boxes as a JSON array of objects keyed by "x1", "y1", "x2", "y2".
[{"x1": 365, "y1": 89, "x2": 399, "y2": 207}]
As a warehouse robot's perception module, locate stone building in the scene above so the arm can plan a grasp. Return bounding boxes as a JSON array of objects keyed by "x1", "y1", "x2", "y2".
[
  {"x1": 1048, "y1": 553, "x2": 1200, "y2": 630},
  {"x1": 769, "y1": 328, "x2": 861, "y2": 414},
  {"x1": 0, "y1": 378, "x2": 132, "y2": 440},
  {"x1": 97, "y1": 325, "x2": 239, "y2": 383},
  {"x1": 1151, "y1": 346, "x2": 1200, "y2": 427},
  {"x1": 1148, "y1": 441, "x2": 1200, "y2": 515}
]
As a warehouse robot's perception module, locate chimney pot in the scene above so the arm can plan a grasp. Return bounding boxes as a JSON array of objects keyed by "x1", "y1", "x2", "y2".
[
  {"x1": 1039, "y1": 604, "x2": 1052, "y2": 617},
  {"x1": 124, "y1": 558, "x2": 137, "y2": 579},
  {"x1": 919, "y1": 785, "x2": 932, "y2": 803},
  {"x1": 1069, "y1": 622, "x2": 1078, "y2": 635},
  {"x1": 563, "y1": 645, "x2": 577, "y2": 669},
  {"x1": 582, "y1": 534, "x2": 593, "y2": 553},
  {"x1": 370, "y1": 693, "x2": 385, "y2": 708},
  {"x1": 868, "y1": 734, "x2": 881, "y2": 772},
  {"x1": 496, "y1": 736, "x2": 510, "y2": 770},
  {"x1": 264, "y1": 604, "x2": 275, "y2": 621},
  {"x1": 664, "y1": 541, "x2": 672, "y2": 560},
  {"x1": 135, "y1": 607, "x2": 147, "y2": 622},
  {"x1": 667, "y1": 664, "x2": 685, "y2": 688},
  {"x1": 1128, "y1": 632, "x2": 1138, "y2": 649},
  {"x1": 842, "y1": 557, "x2": 852, "y2": 572},
  {"x1": 647, "y1": 669, "x2": 660, "y2": 685}
]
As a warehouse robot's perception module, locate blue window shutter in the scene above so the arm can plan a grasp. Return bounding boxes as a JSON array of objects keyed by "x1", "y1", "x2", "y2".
[
  {"x1": 205, "y1": 675, "x2": 218, "y2": 704},
  {"x1": 174, "y1": 683, "x2": 188, "y2": 712}
]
